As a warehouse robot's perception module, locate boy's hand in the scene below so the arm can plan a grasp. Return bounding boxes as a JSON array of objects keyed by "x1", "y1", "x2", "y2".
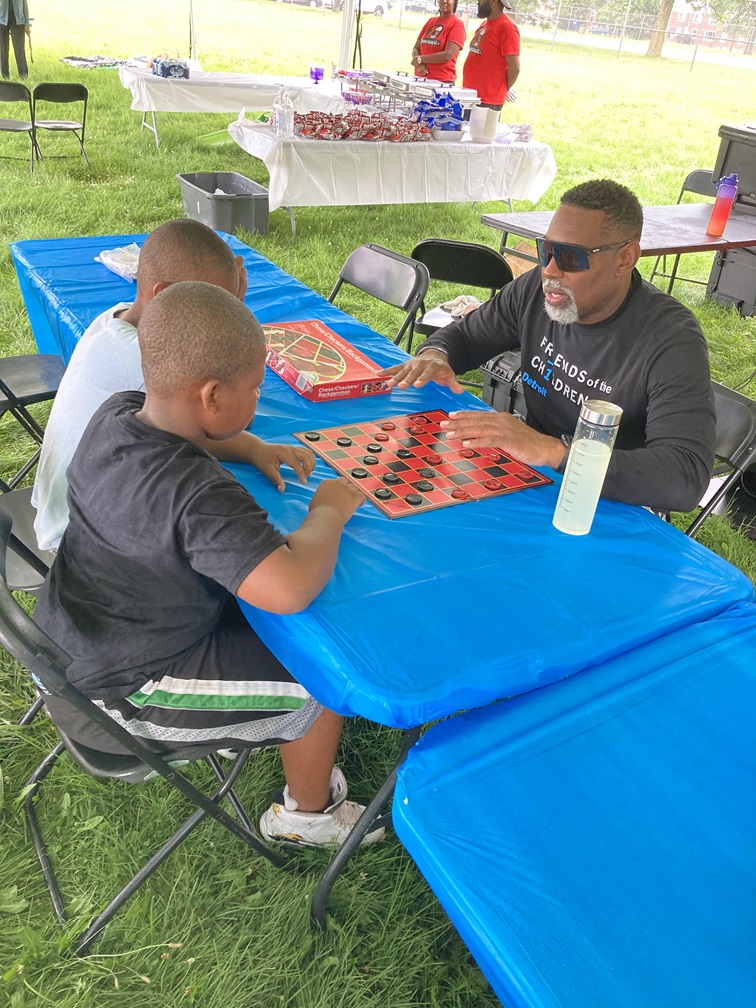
[
  {"x1": 310, "y1": 477, "x2": 365, "y2": 522},
  {"x1": 252, "y1": 441, "x2": 315, "y2": 491}
]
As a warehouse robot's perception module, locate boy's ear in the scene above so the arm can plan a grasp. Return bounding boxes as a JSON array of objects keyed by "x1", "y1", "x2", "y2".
[{"x1": 198, "y1": 379, "x2": 221, "y2": 414}]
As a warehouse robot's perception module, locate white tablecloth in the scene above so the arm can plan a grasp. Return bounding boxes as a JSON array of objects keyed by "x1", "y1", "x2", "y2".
[
  {"x1": 118, "y1": 66, "x2": 348, "y2": 115},
  {"x1": 228, "y1": 119, "x2": 557, "y2": 211}
]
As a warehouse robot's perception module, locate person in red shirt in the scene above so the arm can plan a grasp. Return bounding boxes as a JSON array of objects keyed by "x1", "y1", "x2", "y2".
[
  {"x1": 462, "y1": 0, "x2": 520, "y2": 109},
  {"x1": 410, "y1": 0, "x2": 467, "y2": 83}
]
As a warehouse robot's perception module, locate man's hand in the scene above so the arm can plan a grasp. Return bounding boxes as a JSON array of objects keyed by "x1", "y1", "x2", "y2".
[
  {"x1": 441, "y1": 411, "x2": 565, "y2": 469},
  {"x1": 378, "y1": 351, "x2": 465, "y2": 393},
  {"x1": 249, "y1": 440, "x2": 316, "y2": 492},
  {"x1": 309, "y1": 477, "x2": 365, "y2": 522}
]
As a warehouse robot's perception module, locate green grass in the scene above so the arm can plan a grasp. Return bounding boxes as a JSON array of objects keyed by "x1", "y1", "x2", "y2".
[{"x1": 1, "y1": 3, "x2": 756, "y2": 1005}]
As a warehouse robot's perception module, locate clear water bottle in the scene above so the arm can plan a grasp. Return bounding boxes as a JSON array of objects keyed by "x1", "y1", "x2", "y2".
[
  {"x1": 272, "y1": 87, "x2": 295, "y2": 138},
  {"x1": 552, "y1": 400, "x2": 623, "y2": 536}
]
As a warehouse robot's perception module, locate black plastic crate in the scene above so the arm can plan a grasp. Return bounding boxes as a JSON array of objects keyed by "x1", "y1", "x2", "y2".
[
  {"x1": 707, "y1": 248, "x2": 756, "y2": 317},
  {"x1": 713, "y1": 125, "x2": 756, "y2": 203},
  {"x1": 481, "y1": 350, "x2": 527, "y2": 418}
]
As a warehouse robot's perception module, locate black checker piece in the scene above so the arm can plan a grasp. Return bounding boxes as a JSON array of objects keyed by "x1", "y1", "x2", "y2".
[
  {"x1": 375, "y1": 488, "x2": 395, "y2": 500},
  {"x1": 396, "y1": 449, "x2": 413, "y2": 459},
  {"x1": 418, "y1": 467, "x2": 437, "y2": 478},
  {"x1": 362, "y1": 455, "x2": 379, "y2": 465},
  {"x1": 414, "y1": 480, "x2": 434, "y2": 492}
]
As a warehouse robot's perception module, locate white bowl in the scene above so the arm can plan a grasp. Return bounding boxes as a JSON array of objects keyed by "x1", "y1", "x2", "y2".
[{"x1": 432, "y1": 128, "x2": 464, "y2": 141}]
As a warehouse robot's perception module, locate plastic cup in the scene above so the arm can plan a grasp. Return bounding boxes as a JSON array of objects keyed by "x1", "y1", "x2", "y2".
[{"x1": 309, "y1": 66, "x2": 324, "y2": 85}]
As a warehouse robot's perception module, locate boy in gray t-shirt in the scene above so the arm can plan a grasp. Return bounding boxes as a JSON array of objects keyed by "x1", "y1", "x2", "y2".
[{"x1": 34, "y1": 282, "x2": 381, "y2": 850}]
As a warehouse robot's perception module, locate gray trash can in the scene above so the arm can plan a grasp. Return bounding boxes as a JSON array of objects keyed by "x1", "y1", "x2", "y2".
[{"x1": 176, "y1": 171, "x2": 269, "y2": 235}]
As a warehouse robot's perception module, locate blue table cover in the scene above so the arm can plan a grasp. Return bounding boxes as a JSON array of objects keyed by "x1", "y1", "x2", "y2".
[
  {"x1": 393, "y1": 604, "x2": 756, "y2": 1008},
  {"x1": 10, "y1": 234, "x2": 756, "y2": 726}
]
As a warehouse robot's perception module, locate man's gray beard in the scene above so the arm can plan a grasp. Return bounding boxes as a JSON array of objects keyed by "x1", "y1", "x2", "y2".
[{"x1": 542, "y1": 291, "x2": 579, "y2": 325}]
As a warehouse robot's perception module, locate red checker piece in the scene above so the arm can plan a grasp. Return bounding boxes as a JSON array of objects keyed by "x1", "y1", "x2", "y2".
[
  {"x1": 459, "y1": 449, "x2": 476, "y2": 459},
  {"x1": 410, "y1": 425, "x2": 426, "y2": 435},
  {"x1": 484, "y1": 479, "x2": 503, "y2": 491},
  {"x1": 482, "y1": 450, "x2": 501, "y2": 462},
  {"x1": 451, "y1": 488, "x2": 471, "y2": 499},
  {"x1": 426, "y1": 453, "x2": 443, "y2": 465},
  {"x1": 381, "y1": 422, "x2": 396, "y2": 430},
  {"x1": 374, "y1": 432, "x2": 390, "y2": 442}
]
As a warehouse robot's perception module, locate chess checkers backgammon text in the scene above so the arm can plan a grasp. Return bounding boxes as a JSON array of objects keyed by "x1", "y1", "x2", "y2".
[{"x1": 295, "y1": 410, "x2": 553, "y2": 518}]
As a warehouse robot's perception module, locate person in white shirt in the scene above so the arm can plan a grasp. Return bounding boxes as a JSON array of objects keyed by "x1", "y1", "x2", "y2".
[{"x1": 33, "y1": 218, "x2": 312, "y2": 550}]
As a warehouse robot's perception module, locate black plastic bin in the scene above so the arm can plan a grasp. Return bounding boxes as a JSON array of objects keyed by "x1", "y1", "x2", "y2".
[
  {"x1": 177, "y1": 172, "x2": 269, "y2": 235},
  {"x1": 481, "y1": 350, "x2": 527, "y2": 418}
]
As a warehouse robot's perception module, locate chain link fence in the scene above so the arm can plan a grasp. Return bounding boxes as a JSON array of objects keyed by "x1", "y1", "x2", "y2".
[{"x1": 507, "y1": 6, "x2": 756, "y2": 69}]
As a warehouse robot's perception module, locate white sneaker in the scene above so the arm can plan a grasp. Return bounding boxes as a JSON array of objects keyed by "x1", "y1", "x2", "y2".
[{"x1": 259, "y1": 767, "x2": 385, "y2": 849}]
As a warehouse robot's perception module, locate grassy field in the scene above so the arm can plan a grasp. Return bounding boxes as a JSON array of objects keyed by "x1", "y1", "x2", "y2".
[{"x1": 1, "y1": 3, "x2": 755, "y2": 1006}]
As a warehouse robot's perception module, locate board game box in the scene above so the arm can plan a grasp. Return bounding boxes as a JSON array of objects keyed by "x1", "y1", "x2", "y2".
[
  {"x1": 263, "y1": 320, "x2": 390, "y2": 402},
  {"x1": 295, "y1": 409, "x2": 553, "y2": 519}
]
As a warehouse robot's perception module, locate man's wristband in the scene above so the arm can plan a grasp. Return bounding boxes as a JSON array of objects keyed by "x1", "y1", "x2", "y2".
[
  {"x1": 416, "y1": 347, "x2": 449, "y2": 360},
  {"x1": 556, "y1": 434, "x2": 572, "y2": 474}
]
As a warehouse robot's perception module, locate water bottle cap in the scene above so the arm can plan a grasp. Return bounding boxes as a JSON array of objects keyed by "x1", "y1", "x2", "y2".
[
  {"x1": 579, "y1": 399, "x2": 623, "y2": 427},
  {"x1": 718, "y1": 173, "x2": 738, "y2": 191}
]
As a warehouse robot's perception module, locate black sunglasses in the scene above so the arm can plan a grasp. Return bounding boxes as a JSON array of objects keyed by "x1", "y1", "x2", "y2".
[{"x1": 536, "y1": 237, "x2": 636, "y2": 273}]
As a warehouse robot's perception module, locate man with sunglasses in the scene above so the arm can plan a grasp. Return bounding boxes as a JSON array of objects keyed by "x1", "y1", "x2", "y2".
[{"x1": 381, "y1": 179, "x2": 715, "y2": 514}]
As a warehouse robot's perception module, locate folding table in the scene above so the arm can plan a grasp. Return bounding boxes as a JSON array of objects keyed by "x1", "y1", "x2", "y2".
[
  {"x1": 11, "y1": 232, "x2": 756, "y2": 925},
  {"x1": 481, "y1": 202, "x2": 756, "y2": 261},
  {"x1": 118, "y1": 65, "x2": 348, "y2": 147},
  {"x1": 393, "y1": 604, "x2": 756, "y2": 1007},
  {"x1": 10, "y1": 233, "x2": 754, "y2": 730},
  {"x1": 228, "y1": 118, "x2": 558, "y2": 212}
]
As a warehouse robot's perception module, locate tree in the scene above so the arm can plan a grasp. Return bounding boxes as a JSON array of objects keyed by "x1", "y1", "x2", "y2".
[{"x1": 646, "y1": 0, "x2": 675, "y2": 55}]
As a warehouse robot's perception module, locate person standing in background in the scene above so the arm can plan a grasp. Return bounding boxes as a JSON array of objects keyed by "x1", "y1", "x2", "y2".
[
  {"x1": 462, "y1": 0, "x2": 519, "y2": 110},
  {"x1": 411, "y1": 0, "x2": 467, "y2": 83},
  {"x1": 0, "y1": 0, "x2": 30, "y2": 79}
]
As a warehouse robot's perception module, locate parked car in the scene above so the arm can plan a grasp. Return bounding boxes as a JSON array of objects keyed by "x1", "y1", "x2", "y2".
[{"x1": 333, "y1": 0, "x2": 392, "y2": 15}]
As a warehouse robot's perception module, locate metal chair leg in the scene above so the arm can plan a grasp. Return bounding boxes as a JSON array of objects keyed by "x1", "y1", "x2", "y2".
[
  {"x1": 18, "y1": 694, "x2": 45, "y2": 725},
  {"x1": 25, "y1": 739, "x2": 288, "y2": 955},
  {"x1": 310, "y1": 726, "x2": 422, "y2": 929}
]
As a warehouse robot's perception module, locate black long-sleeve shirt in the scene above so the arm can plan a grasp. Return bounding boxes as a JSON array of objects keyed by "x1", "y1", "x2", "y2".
[{"x1": 419, "y1": 268, "x2": 715, "y2": 513}]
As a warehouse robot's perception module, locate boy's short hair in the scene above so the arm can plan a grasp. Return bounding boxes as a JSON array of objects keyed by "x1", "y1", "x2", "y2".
[
  {"x1": 137, "y1": 219, "x2": 238, "y2": 290},
  {"x1": 560, "y1": 179, "x2": 643, "y2": 239},
  {"x1": 139, "y1": 281, "x2": 266, "y2": 397}
]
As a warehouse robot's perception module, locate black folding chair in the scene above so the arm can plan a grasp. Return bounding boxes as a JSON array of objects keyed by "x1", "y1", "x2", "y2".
[
  {"x1": 0, "y1": 510, "x2": 285, "y2": 955},
  {"x1": 328, "y1": 244, "x2": 429, "y2": 351},
  {"x1": 32, "y1": 82, "x2": 89, "y2": 166},
  {"x1": 410, "y1": 238, "x2": 514, "y2": 338},
  {"x1": 686, "y1": 381, "x2": 756, "y2": 538},
  {"x1": 0, "y1": 353, "x2": 65, "y2": 488},
  {"x1": 648, "y1": 169, "x2": 717, "y2": 294},
  {"x1": 0, "y1": 80, "x2": 38, "y2": 172},
  {"x1": 0, "y1": 480, "x2": 53, "y2": 596},
  {"x1": 0, "y1": 486, "x2": 53, "y2": 725}
]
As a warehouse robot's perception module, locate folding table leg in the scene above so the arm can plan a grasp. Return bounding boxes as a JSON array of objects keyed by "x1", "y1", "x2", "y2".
[
  {"x1": 310, "y1": 726, "x2": 421, "y2": 929},
  {"x1": 140, "y1": 111, "x2": 160, "y2": 149}
]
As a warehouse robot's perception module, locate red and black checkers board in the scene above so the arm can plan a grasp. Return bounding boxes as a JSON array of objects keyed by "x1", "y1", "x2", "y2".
[
  {"x1": 263, "y1": 320, "x2": 390, "y2": 402},
  {"x1": 294, "y1": 410, "x2": 553, "y2": 519}
]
